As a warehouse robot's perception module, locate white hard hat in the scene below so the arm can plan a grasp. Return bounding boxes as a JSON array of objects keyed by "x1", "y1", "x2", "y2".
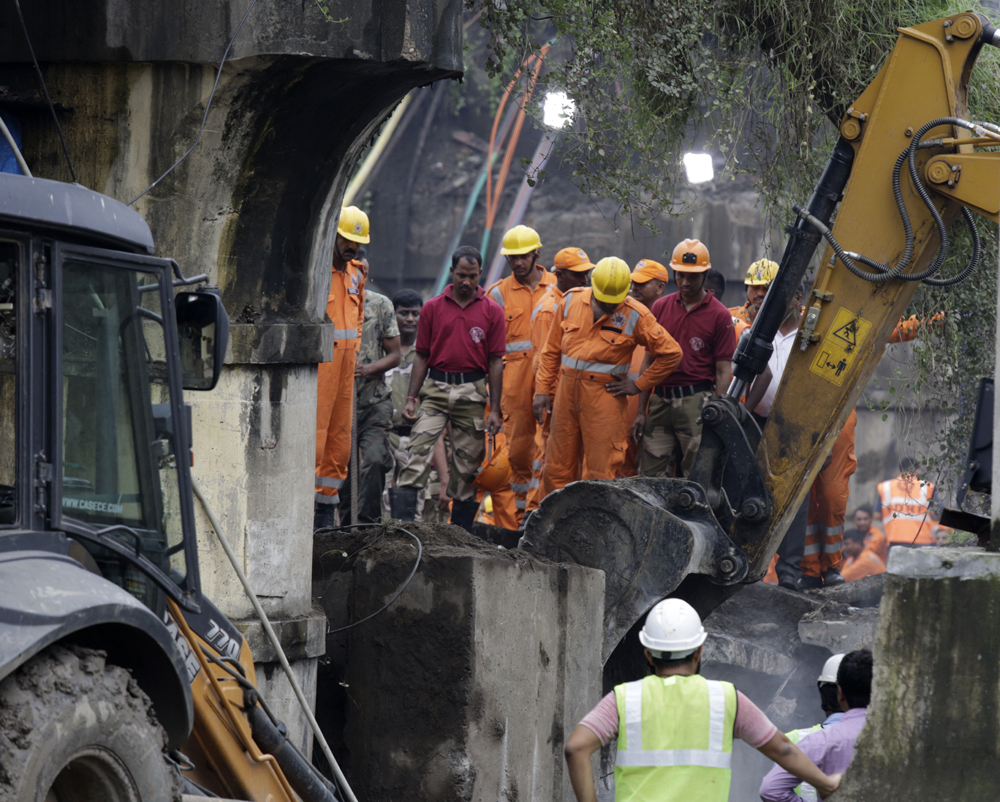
[
  {"x1": 818, "y1": 654, "x2": 845, "y2": 684},
  {"x1": 639, "y1": 599, "x2": 707, "y2": 659}
]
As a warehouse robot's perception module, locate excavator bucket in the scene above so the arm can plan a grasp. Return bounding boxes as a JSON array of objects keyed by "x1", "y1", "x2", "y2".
[{"x1": 520, "y1": 477, "x2": 748, "y2": 663}]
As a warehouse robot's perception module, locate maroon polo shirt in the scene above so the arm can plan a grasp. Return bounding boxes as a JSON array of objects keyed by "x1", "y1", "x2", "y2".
[
  {"x1": 415, "y1": 284, "x2": 507, "y2": 373},
  {"x1": 650, "y1": 290, "x2": 735, "y2": 386}
]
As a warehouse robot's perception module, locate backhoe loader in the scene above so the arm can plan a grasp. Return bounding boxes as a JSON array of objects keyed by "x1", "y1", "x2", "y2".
[
  {"x1": 523, "y1": 11, "x2": 1000, "y2": 665},
  {"x1": 0, "y1": 174, "x2": 342, "y2": 802}
]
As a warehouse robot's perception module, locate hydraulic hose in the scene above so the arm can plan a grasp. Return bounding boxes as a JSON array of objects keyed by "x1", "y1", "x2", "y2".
[
  {"x1": 800, "y1": 116, "x2": 992, "y2": 287},
  {"x1": 729, "y1": 138, "x2": 856, "y2": 390},
  {"x1": 192, "y1": 477, "x2": 360, "y2": 802}
]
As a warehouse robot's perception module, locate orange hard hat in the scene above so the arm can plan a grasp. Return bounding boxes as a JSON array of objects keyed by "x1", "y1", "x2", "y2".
[
  {"x1": 669, "y1": 239, "x2": 711, "y2": 273},
  {"x1": 472, "y1": 434, "x2": 512, "y2": 492},
  {"x1": 631, "y1": 259, "x2": 670, "y2": 283},
  {"x1": 553, "y1": 247, "x2": 595, "y2": 272}
]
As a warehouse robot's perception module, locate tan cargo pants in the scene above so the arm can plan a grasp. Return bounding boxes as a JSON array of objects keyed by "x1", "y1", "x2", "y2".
[{"x1": 639, "y1": 391, "x2": 712, "y2": 478}]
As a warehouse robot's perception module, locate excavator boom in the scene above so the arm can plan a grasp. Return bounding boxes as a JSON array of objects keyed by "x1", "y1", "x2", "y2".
[{"x1": 523, "y1": 12, "x2": 1000, "y2": 662}]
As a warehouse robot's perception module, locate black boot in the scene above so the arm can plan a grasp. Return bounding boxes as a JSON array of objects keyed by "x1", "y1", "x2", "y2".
[
  {"x1": 450, "y1": 499, "x2": 479, "y2": 533},
  {"x1": 388, "y1": 487, "x2": 419, "y2": 521},
  {"x1": 822, "y1": 568, "x2": 846, "y2": 586},
  {"x1": 314, "y1": 502, "x2": 338, "y2": 532}
]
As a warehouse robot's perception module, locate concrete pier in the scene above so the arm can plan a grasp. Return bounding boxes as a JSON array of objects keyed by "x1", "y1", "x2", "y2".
[
  {"x1": 837, "y1": 547, "x2": 1000, "y2": 800},
  {"x1": 315, "y1": 524, "x2": 605, "y2": 802}
]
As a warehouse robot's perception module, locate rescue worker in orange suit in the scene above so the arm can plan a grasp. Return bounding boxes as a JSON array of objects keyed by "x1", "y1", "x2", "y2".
[
  {"x1": 840, "y1": 529, "x2": 887, "y2": 582},
  {"x1": 524, "y1": 247, "x2": 594, "y2": 514},
  {"x1": 487, "y1": 225, "x2": 556, "y2": 524},
  {"x1": 617, "y1": 259, "x2": 670, "y2": 478},
  {"x1": 877, "y1": 457, "x2": 940, "y2": 546},
  {"x1": 533, "y1": 258, "x2": 682, "y2": 495},
  {"x1": 315, "y1": 206, "x2": 368, "y2": 530},
  {"x1": 799, "y1": 409, "x2": 857, "y2": 588}
]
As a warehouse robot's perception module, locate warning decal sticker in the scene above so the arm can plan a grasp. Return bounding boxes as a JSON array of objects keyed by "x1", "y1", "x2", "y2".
[{"x1": 809, "y1": 306, "x2": 872, "y2": 386}]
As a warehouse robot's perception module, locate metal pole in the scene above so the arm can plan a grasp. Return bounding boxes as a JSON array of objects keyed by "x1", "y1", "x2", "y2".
[{"x1": 350, "y1": 383, "x2": 359, "y2": 526}]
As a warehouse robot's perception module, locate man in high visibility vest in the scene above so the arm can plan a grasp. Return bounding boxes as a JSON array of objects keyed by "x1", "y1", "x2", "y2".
[
  {"x1": 761, "y1": 650, "x2": 872, "y2": 801},
  {"x1": 565, "y1": 599, "x2": 841, "y2": 802},
  {"x1": 488, "y1": 225, "x2": 556, "y2": 524},
  {"x1": 315, "y1": 206, "x2": 368, "y2": 530},
  {"x1": 877, "y1": 457, "x2": 939, "y2": 545},
  {"x1": 780, "y1": 654, "x2": 846, "y2": 800}
]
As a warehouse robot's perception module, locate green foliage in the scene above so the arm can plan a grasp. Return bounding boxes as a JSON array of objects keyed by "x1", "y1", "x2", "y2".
[{"x1": 476, "y1": 0, "x2": 1000, "y2": 496}]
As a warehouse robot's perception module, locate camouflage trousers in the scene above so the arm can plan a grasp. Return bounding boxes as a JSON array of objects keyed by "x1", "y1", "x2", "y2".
[
  {"x1": 639, "y1": 391, "x2": 712, "y2": 478},
  {"x1": 397, "y1": 378, "x2": 487, "y2": 503},
  {"x1": 388, "y1": 432, "x2": 448, "y2": 522}
]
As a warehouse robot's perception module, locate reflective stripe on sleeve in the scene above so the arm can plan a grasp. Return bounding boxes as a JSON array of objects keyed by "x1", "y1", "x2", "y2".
[
  {"x1": 623, "y1": 309, "x2": 640, "y2": 337},
  {"x1": 561, "y1": 355, "x2": 631, "y2": 374}
]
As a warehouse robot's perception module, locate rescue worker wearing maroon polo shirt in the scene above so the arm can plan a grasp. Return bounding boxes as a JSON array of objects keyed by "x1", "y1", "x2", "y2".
[
  {"x1": 389, "y1": 246, "x2": 505, "y2": 532},
  {"x1": 635, "y1": 239, "x2": 735, "y2": 478}
]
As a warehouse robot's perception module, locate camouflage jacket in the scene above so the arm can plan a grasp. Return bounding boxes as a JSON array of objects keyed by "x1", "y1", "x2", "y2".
[
  {"x1": 386, "y1": 345, "x2": 416, "y2": 428},
  {"x1": 355, "y1": 291, "x2": 400, "y2": 409}
]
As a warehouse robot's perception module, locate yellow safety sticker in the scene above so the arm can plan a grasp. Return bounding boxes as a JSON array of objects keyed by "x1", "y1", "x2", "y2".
[{"x1": 809, "y1": 307, "x2": 872, "y2": 386}]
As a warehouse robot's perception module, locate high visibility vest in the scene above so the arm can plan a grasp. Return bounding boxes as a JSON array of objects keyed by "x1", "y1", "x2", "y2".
[
  {"x1": 878, "y1": 477, "x2": 935, "y2": 544},
  {"x1": 785, "y1": 725, "x2": 823, "y2": 800},
  {"x1": 614, "y1": 674, "x2": 737, "y2": 802}
]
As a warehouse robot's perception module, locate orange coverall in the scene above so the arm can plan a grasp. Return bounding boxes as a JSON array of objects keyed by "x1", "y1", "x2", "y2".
[
  {"x1": 316, "y1": 260, "x2": 365, "y2": 510},
  {"x1": 802, "y1": 409, "x2": 858, "y2": 578},
  {"x1": 525, "y1": 285, "x2": 566, "y2": 511},
  {"x1": 488, "y1": 268, "x2": 556, "y2": 522},
  {"x1": 617, "y1": 345, "x2": 646, "y2": 478},
  {"x1": 841, "y1": 546, "x2": 886, "y2": 582},
  {"x1": 536, "y1": 289, "x2": 682, "y2": 496}
]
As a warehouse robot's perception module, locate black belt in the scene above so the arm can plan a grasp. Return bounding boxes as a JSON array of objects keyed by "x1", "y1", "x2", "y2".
[
  {"x1": 655, "y1": 382, "x2": 714, "y2": 399},
  {"x1": 429, "y1": 367, "x2": 486, "y2": 384}
]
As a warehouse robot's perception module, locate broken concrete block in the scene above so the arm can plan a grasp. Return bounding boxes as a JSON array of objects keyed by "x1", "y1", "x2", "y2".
[
  {"x1": 318, "y1": 523, "x2": 604, "y2": 802},
  {"x1": 836, "y1": 547, "x2": 1000, "y2": 801}
]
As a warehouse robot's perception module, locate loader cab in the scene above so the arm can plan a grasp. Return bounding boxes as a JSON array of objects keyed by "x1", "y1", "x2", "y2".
[{"x1": 0, "y1": 173, "x2": 226, "y2": 614}]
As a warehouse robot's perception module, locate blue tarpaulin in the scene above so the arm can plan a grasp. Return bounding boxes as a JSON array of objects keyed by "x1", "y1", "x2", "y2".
[{"x1": 0, "y1": 112, "x2": 24, "y2": 175}]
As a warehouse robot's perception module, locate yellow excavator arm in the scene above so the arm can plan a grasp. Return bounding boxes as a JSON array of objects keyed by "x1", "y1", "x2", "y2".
[
  {"x1": 747, "y1": 12, "x2": 1000, "y2": 571},
  {"x1": 523, "y1": 12, "x2": 1000, "y2": 660}
]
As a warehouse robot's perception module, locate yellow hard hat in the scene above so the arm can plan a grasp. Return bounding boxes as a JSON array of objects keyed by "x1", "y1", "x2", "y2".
[
  {"x1": 670, "y1": 239, "x2": 711, "y2": 273},
  {"x1": 337, "y1": 206, "x2": 370, "y2": 244},
  {"x1": 745, "y1": 259, "x2": 779, "y2": 285},
  {"x1": 500, "y1": 225, "x2": 542, "y2": 256},
  {"x1": 591, "y1": 257, "x2": 631, "y2": 304},
  {"x1": 472, "y1": 434, "x2": 512, "y2": 493}
]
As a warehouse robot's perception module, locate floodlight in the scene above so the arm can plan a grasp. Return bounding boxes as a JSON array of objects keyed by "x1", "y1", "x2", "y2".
[
  {"x1": 683, "y1": 152, "x2": 714, "y2": 184},
  {"x1": 543, "y1": 91, "x2": 576, "y2": 129}
]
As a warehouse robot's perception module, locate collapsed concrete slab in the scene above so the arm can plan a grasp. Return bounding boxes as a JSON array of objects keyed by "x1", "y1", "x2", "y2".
[
  {"x1": 314, "y1": 523, "x2": 605, "y2": 802},
  {"x1": 836, "y1": 548, "x2": 1000, "y2": 801},
  {"x1": 695, "y1": 576, "x2": 884, "y2": 802}
]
